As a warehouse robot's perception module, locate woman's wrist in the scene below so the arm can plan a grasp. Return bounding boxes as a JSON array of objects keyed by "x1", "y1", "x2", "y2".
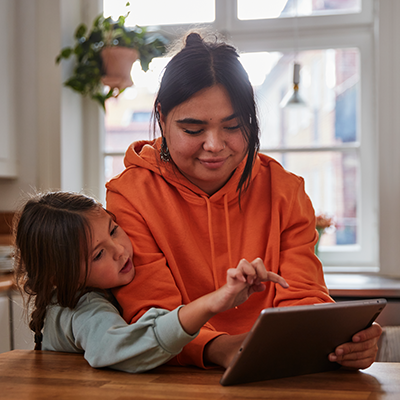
[{"x1": 203, "y1": 333, "x2": 247, "y2": 368}]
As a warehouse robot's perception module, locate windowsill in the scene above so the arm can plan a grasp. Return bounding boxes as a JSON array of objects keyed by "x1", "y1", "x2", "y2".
[{"x1": 324, "y1": 273, "x2": 400, "y2": 298}]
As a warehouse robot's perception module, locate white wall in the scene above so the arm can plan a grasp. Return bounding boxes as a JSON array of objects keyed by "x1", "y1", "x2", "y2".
[
  {"x1": 0, "y1": 0, "x2": 38, "y2": 209},
  {"x1": 378, "y1": 0, "x2": 400, "y2": 277},
  {"x1": 0, "y1": 0, "x2": 102, "y2": 211},
  {"x1": 0, "y1": 0, "x2": 17, "y2": 179}
]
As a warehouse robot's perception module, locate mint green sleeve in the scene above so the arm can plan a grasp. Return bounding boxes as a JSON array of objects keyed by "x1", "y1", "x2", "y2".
[{"x1": 43, "y1": 293, "x2": 197, "y2": 373}]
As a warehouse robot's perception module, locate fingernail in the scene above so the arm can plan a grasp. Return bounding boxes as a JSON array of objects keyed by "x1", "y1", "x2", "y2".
[
  {"x1": 353, "y1": 336, "x2": 360, "y2": 342},
  {"x1": 330, "y1": 354, "x2": 337, "y2": 361},
  {"x1": 336, "y1": 348, "x2": 344, "y2": 356}
]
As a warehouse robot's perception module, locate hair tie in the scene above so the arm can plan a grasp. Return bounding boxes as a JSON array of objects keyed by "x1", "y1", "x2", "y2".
[
  {"x1": 34, "y1": 332, "x2": 43, "y2": 351},
  {"x1": 185, "y1": 32, "x2": 203, "y2": 47},
  {"x1": 34, "y1": 332, "x2": 43, "y2": 344}
]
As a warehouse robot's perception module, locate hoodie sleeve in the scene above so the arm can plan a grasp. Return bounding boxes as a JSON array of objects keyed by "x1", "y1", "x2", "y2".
[
  {"x1": 44, "y1": 292, "x2": 198, "y2": 373},
  {"x1": 272, "y1": 176, "x2": 333, "y2": 307}
]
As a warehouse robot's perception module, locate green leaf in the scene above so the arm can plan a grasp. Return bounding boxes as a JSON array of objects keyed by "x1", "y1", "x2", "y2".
[
  {"x1": 55, "y1": 47, "x2": 73, "y2": 63},
  {"x1": 75, "y1": 24, "x2": 87, "y2": 39},
  {"x1": 92, "y1": 15, "x2": 103, "y2": 29}
]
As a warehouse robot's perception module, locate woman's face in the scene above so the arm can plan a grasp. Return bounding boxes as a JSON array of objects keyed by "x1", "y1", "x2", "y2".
[{"x1": 159, "y1": 85, "x2": 248, "y2": 195}]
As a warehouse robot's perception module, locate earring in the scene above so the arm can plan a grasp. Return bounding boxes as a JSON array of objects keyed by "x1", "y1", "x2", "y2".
[{"x1": 160, "y1": 136, "x2": 170, "y2": 162}]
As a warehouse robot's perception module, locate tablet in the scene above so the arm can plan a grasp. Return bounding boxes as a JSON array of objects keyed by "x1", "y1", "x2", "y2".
[{"x1": 220, "y1": 298, "x2": 386, "y2": 386}]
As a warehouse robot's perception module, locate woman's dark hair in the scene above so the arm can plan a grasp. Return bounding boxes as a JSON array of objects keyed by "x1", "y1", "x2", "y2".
[
  {"x1": 154, "y1": 31, "x2": 260, "y2": 196},
  {"x1": 13, "y1": 191, "x2": 103, "y2": 350}
]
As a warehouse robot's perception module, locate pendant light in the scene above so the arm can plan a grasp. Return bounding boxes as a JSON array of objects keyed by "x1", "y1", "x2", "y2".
[
  {"x1": 280, "y1": 0, "x2": 306, "y2": 108},
  {"x1": 280, "y1": 62, "x2": 306, "y2": 107}
]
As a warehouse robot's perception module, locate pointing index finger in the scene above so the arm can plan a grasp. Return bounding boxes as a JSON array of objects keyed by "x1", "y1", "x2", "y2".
[{"x1": 251, "y1": 258, "x2": 289, "y2": 288}]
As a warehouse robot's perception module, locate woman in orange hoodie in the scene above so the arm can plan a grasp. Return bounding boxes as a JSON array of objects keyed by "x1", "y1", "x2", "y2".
[{"x1": 106, "y1": 32, "x2": 381, "y2": 370}]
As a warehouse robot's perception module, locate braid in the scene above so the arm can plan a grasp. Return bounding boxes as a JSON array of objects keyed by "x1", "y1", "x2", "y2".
[{"x1": 29, "y1": 307, "x2": 46, "y2": 350}]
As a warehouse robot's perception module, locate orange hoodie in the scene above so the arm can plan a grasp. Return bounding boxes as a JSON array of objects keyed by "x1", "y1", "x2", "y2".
[{"x1": 106, "y1": 137, "x2": 333, "y2": 368}]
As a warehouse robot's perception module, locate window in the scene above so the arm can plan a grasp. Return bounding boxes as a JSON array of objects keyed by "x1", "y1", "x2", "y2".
[
  {"x1": 237, "y1": 0, "x2": 361, "y2": 20},
  {"x1": 102, "y1": 0, "x2": 377, "y2": 270}
]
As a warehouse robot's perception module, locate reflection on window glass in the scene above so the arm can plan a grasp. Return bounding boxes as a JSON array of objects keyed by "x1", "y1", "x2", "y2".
[
  {"x1": 237, "y1": 0, "x2": 361, "y2": 20},
  {"x1": 254, "y1": 48, "x2": 360, "y2": 149},
  {"x1": 104, "y1": 57, "x2": 169, "y2": 155},
  {"x1": 239, "y1": 52, "x2": 282, "y2": 86},
  {"x1": 103, "y1": 0, "x2": 215, "y2": 26},
  {"x1": 105, "y1": 155, "x2": 125, "y2": 183},
  {"x1": 267, "y1": 150, "x2": 359, "y2": 246}
]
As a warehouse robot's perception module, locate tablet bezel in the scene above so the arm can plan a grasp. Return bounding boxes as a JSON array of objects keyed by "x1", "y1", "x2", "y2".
[{"x1": 220, "y1": 298, "x2": 387, "y2": 386}]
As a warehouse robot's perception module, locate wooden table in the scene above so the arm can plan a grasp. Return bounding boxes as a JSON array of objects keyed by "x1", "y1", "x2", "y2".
[{"x1": 1, "y1": 350, "x2": 400, "y2": 399}]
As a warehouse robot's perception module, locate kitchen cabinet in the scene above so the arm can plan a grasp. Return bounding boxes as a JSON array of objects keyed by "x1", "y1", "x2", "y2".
[
  {"x1": 0, "y1": 0, "x2": 17, "y2": 178},
  {"x1": 0, "y1": 287, "x2": 33, "y2": 354},
  {"x1": 0, "y1": 296, "x2": 10, "y2": 353},
  {"x1": 11, "y1": 291, "x2": 34, "y2": 350}
]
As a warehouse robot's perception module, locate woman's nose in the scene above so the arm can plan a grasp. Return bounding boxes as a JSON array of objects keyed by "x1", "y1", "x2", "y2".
[{"x1": 202, "y1": 131, "x2": 225, "y2": 152}]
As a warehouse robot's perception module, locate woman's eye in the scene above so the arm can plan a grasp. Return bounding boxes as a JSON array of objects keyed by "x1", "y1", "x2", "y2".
[
  {"x1": 183, "y1": 128, "x2": 203, "y2": 135},
  {"x1": 93, "y1": 249, "x2": 103, "y2": 261},
  {"x1": 225, "y1": 124, "x2": 241, "y2": 131},
  {"x1": 110, "y1": 225, "x2": 118, "y2": 236}
]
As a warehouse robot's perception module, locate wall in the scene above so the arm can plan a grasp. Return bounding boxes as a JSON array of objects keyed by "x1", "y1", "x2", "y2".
[
  {"x1": 378, "y1": 0, "x2": 400, "y2": 277},
  {"x1": 0, "y1": 0, "x2": 38, "y2": 209},
  {"x1": 0, "y1": 0, "x2": 102, "y2": 211}
]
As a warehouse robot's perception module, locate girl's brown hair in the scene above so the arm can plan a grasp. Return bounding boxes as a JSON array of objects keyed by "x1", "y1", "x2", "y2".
[{"x1": 13, "y1": 191, "x2": 103, "y2": 350}]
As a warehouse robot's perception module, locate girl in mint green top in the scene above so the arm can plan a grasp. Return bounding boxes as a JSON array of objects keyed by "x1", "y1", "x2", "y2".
[{"x1": 13, "y1": 191, "x2": 288, "y2": 372}]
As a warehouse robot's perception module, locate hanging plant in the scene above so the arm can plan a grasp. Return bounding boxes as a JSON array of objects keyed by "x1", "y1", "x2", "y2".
[{"x1": 56, "y1": 6, "x2": 168, "y2": 110}]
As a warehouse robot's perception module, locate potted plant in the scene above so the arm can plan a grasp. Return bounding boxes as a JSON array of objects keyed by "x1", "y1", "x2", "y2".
[
  {"x1": 56, "y1": 7, "x2": 168, "y2": 110},
  {"x1": 314, "y1": 214, "x2": 335, "y2": 257}
]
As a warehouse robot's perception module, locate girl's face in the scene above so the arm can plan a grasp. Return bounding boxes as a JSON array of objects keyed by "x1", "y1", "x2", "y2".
[
  {"x1": 159, "y1": 84, "x2": 248, "y2": 195},
  {"x1": 84, "y1": 208, "x2": 135, "y2": 289}
]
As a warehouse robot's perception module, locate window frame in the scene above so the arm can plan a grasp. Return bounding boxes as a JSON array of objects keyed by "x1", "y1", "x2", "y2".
[{"x1": 101, "y1": 0, "x2": 379, "y2": 271}]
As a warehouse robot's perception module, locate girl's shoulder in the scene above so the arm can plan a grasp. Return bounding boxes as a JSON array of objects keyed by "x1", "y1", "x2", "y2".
[
  {"x1": 48, "y1": 291, "x2": 117, "y2": 315},
  {"x1": 77, "y1": 291, "x2": 118, "y2": 309}
]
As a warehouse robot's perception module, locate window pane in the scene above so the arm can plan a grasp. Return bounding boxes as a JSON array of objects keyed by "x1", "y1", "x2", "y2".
[
  {"x1": 266, "y1": 150, "x2": 359, "y2": 246},
  {"x1": 237, "y1": 0, "x2": 361, "y2": 20},
  {"x1": 104, "y1": 57, "x2": 169, "y2": 153},
  {"x1": 103, "y1": 0, "x2": 215, "y2": 26},
  {"x1": 105, "y1": 155, "x2": 125, "y2": 183},
  {"x1": 253, "y1": 48, "x2": 360, "y2": 149}
]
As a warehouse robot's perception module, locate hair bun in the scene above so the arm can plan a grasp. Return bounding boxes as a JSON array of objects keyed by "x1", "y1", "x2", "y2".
[{"x1": 185, "y1": 32, "x2": 203, "y2": 47}]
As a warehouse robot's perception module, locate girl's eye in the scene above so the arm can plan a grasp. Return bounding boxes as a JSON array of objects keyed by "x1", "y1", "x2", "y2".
[
  {"x1": 111, "y1": 225, "x2": 118, "y2": 236},
  {"x1": 183, "y1": 128, "x2": 203, "y2": 135},
  {"x1": 93, "y1": 249, "x2": 103, "y2": 262}
]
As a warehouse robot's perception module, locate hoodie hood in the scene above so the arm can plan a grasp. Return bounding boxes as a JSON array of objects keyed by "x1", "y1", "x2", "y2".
[{"x1": 123, "y1": 137, "x2": 261, "y2": 205}]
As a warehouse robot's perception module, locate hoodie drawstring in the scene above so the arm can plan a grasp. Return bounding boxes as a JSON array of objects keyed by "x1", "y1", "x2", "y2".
[
  {"x1": 203, "y1": 194, "x2": 233, "y2": 290},
  {"x1": 224, "y1": 194, "x2": 233, "y2": 271},
  {"x1": 204, "y1": 196, "x2": 219, "y2": 289}
]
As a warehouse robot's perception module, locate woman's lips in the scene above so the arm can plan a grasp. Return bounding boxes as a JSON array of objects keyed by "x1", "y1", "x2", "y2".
[
  {"x1": 199, "y1": 157, "x2": 227, "y2": 169},
  {"x1": 120, "y1": 258, "x2": 133, "y2": 274}
]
